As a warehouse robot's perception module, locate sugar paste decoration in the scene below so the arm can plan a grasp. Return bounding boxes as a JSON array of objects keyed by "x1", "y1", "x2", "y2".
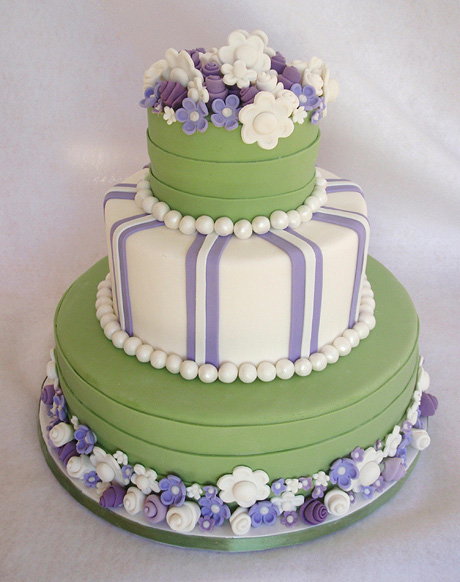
[
  {"x1": 41, "y1": 354, "x2": 437, "y2": 536},
  {"x1": 140, "y1": 29, "x2": 338, "y2": 147}
]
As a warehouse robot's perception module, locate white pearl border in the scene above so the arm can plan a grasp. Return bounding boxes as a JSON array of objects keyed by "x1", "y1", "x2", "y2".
[
  {"x1": 134, "y1": 168, "x2": 328, "y2": 238},
  {"x1": 96, "y1": 274, "x2": 376, "y2": 384}
]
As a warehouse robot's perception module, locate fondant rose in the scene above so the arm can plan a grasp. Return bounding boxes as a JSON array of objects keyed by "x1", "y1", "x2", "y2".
[
  {"x1": 270, "y1": 51, "x2": 286, "y2": 74},
  {"x1": 382, "y1": 457, "x2": 406, "y2": 482},
  {"x1": 186, "y1": 48, "x2": 205, "y2": 71},
  {"x1": 419, "y1": 393, "x2": 438, "y2": 417},
  {"x1": 217, "y1": 466, "x2": 270, "y2": 508},
  {"x1": 41, "y1": 384, "x2": 55, "y2": 405},
  {"x1": 99, "y1": 482, "x2": 126, "y2": 508},
  {"x1": 205, "y1": 75, "x2": 229, "y2": 103},
  {"x1": 410, "y1": 429, "x2": 431, "y2": 450},
  {"x1": 158, "y1": 81, "x2": 187, "y2": 110},
  {"x1": 49, "y1": 422, "x2": 74, "y2": 448},
  {"x1": 324, "y1": 488, "x2": 351, "y2": 516},
  {"x1": 229, "y1": 507, "x2": 252, "y2": 536},
  {"x1": 166, "y1": 501, "x2": 200, "y2": 533},
  {"x1": 299, "y1": 497, "x2": 328, "y2": 525},
  {"x1": 240, "y1": 85, "x2": 259, "y2": 105},
  {"x1": 57, "y1": 441, "x2": 78, "y2": 465},
  {"x1": 144, "y1": 494, "x2": 168, "y2": 524},
  {"x1": 256, "y1": 70, "x2": 278, "y2": 93},
  {"x1": 123, "y1": 486, "x2": 146, "y2": 515},
  {"x1": 202, "y1": 61, "x2": 221, "y2": 78},
  {"x1": 66, "y1": 454, "x2": 93, "y2": 479},
  {"x1": 278, "y1": 65, "x2": 302, "y2": 90}
]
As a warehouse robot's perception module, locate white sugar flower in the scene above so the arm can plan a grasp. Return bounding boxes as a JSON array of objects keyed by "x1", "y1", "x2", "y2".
[
  {"x1": 351, "y1": 447, "x2": 384, "y2": 492},
  {"x1": 285, "y1": 478, "x2": 302, "y2": 494},
  {"x1": 164, "y1": 48, "x2": 203, "y2": 87},
  {"x1": 199, "y1": 47, "x2": 221, "y2": 66},
  {"x1": 406, "y1": 402, "x2": 419, "y2": 425},
  {"x1": 239, "y1": 91, "x2": 295, "y2": 150},
  {"x1": 250, "y1": 29, "x2": 276, "y2": 57},
  {"x1": 143, "y1": 59, "x2": 167, "y2": 91},
  {"x1": 290, "y1": 59, "x2": 309, "y2": 75},
  {"x1": 271, "y1": 491, "x2": 304, "y2": 513},
  {"x1": 256, "y1": 70, "x2": 278, "y2": 92},
  {"x1": 130, "y1": 463, "x2": 160, "y2": 495},
  {"x1": 292, "y1": 106, "x2": 308, "y2": 124},
  {"x1": 219, "y1": 30, "x2": 271, "y2": 73},
  {"x1": 313, "y1": 471, "x2": 330, "y2": 488},
  {"x1": 413, "y1": 389, "x2": 422, "y2": 407},
  {"x1": 113, "y1": 450, "x2": 128, "y2": 466},
  {"x1": 221, "y1": 60, "x2": 257, "y2": 89},
  {"x1": 217, "y1": 466, "x2": 270, "y2": 508},
  {"x1": 90, "y1": 446, "x2": 128, "y2": 486},
  {"x1": 187, "y1": 76, "x2": 209, "y2": 103},
  {"x1": 70, "y1": 415, "x2": 79, "y2": 430},
  {"x1": 163, "y1": 106, "x2": 177, "y2": 125},
  {"x1": 383, "y1": 426, "x2": 402, "y2": 458},
  {"x1": 273, "y1": 88, "x2": 299, "y2": 113},
  {"x1": 186, "y1": 483, "x2": 203, "y2": 500},
  {"x1": 305, "y1": 57, "x2": 339, "y2": 107}
]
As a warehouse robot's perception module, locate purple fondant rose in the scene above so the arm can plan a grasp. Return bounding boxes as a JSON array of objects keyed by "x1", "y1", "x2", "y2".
[
  {"x1": 41, "y1": 384, "x2": 55, "y2": 405},
  {"x1": 382, "y1": 457, "x2": 406, "y2": 483},
  {"x1": 185, "y1": 48, "x2": 205, "y2": 71},
  {"x1": 248, "y1": 501, "x2": 279, "y2": 527},
  {"x1": 419, "y1": 393, "x2": 438, "y2": 417},
  {"x1": 270, "y1": 51, "x2": 286, "y2": 74},
  {"x1": 205, "y1": 75, "x2": 228, "y2": 104},
  {"x1": 278, "y1": 65, "x2": 301, "y2": 89},
  {"x1": 144, "y1": 494, "x2": 168, "y2": 523},
  {"x1": 158, "y1": 81, "x2": 187, "y2": 110},
  {"x1": 202, "y1": 61, "x2": 221, "y2": 78},
  {"x1": 176, "y1": 98, "x2": 208, "y2": 135},
  {"x1": 299, "y1": 497, "x2": 328, "y2": 525},
  {"x1": 239, "y1": 85, "x2": 259, "y2": 105},
  {"x1": 99, "y1": 482, "x2": 126, "y2": 508},
  {"x1": 158, "y1": 475, "x2": 186, "y2": 506},
  {"x1": 57, "y1": 441, "x2": 78, "y2": 465}
]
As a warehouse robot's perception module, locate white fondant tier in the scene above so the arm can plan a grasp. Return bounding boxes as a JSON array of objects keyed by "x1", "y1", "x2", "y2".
[{"x1": 104, "y1": 169, "x2": 369, "y2": 370}]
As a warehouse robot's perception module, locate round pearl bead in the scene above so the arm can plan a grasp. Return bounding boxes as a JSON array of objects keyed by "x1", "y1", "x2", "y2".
[
  {"x1": 239, "y1": 363, "x2": 257, "y2": 383},
  {"x1": 312, "y1": 187, "x2": 327, "y2": 205},
  {"x1": 276, "y1": 358, "x2": 295, "y2": 380},
  {"x1": 124, "y1": 336, "x2": 142, "y2": 356},
  {"x1": 295, "y1": 358, "x2": 312, "y2": 376},
  {"x1": 361, "y1": 287, "x2": 374, "y2": 298},
  {"x1": 257, "y1": 361, "x2": 276, "y2": 382},
  {"x1": 100, "y1": 312, "x2": 117, "y2": 329},
  {"x1": 361, "y1": 297, "x2": 376, "y2": 309},
  {"x1": 362, "y1": 279, "x2": 372, "y2": 289},
  {"x1": 103, "y1": 320, "x2": 121, "y2": 340},
  {"x1": 296, "y1": 205, "x2": 313, "y2": 222},
  {"x1": 179, "y1": 215, "x2": 196, "y2": 235},
  {"x1": 214, "y1": 217, "x2": 234, "y2": 237},
  {"x1": 342, "y1": 328, "x2": 360, "y2": 348},
  {"x1": 333, "y1": 336, "x2": 352, "y2": 356},
  {"x1": 152, "y1": 201, "x2": 170, "y2": 221},
  {"x1": 141, "y1": 196, "x2": 157, "y2": 214},
  {"x1": 164, "y1": 210, "x2": 182, "y2": 230},
  {"x1": 196, "y1": 215, "x2": 215, "y2": 235},
  {"x1": 270, "y1": 210, "x2": 289, "y2": 230},
  {"x1": 95, "y1": 296, "x2": 112, "y2": 310},
  {"x1": 305, "y1": 195, "x2": 321, "y2": 212},
  {"x1": 353, "y1": 321, "x2": 370, "y2": 339},
  {"x1": 96, "y1": 287, "x2": 112, "y2": 298},
  {"x1": 234, "y1": 219, "x2": 253, "y2": 239},
  {"x1": 150, "y1": 350, "x2": 167, "y2": 369},
  {"x1": 136, "y1": 179, "x2": 150, "y2": 191},
  {"x1": 316, "y1": 177, "x2": 327, "y2": 188},
  {"x1": 359, "y1": 303, "x2": 374, "y2": 315},
  {"x1": 199, "y1": 364, "x2": 218, "y2": 383},
  {"x1": 135, "y1": 189, "x2": 151, "y2": 205},
  {"x1": 180, "y1": 360, "x2": 198, "y2": 380},
  {"x1": 166, "y1": 354, "x2": 182, "y2": 374},
  {"x1": 320, "y1": 344, "x2": 339, "y2": 364},
  {"x1": 252, "y1": 216, "x2": 270, "y2": 234},
  {"x1": 287, "y1": 210, "x2": 301, "y2": 228},
  {"x1": 136, "y1": 344, "x2": 154, "y2": 363},
  {"x1": 112, "y1": 330, "x2": 129, "y2": 349},
  {"x1": 417, "y1": 369, "x2": 430, "y2": 392},
  {"x1": 97, "y1": 280, "x2": 111, "y2": 290},
  {"x1": 96, "y1": 304, "x2": 112, "y2": 320},
  {"x1": 309, "y1": 352, "x2": 328, "y2": 371},
  {"x1": 218, "y1": 362, "x2": 238, "y2": 383},
  {"x1": 359, "y1": 312, "x2": 376, "y2": 330}
]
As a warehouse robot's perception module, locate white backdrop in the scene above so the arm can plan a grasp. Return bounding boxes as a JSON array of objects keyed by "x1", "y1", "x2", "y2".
[{"x1": 1, "y1": 1, "x2": 460, "y2": 580}]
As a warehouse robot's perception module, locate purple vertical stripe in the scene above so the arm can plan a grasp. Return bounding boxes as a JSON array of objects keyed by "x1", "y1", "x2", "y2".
[
  {"x1": 205, "y1": 235, "x2": 232, "y2": 367},
  {"x1": 258, "y1": 232, "x2": 306, "y2": 362},
  {"x1": 185, "y1": 234, "x2": 206, "y2": 361},
  {"x1": 285, "y1": 228, "x2": 323, "y2": 354},
  {"x1": 104, "y1": 190, "x2": 136, "y2": 210},
  {"x1": 118, "y1": 218, "x2": 164, "y2": 335},
  {"x1": 312, "y1": 212, "x2": 366, "y2": 327},
  {"x1": 325, "y1": 183, "x2": 364, "y2": 198}
]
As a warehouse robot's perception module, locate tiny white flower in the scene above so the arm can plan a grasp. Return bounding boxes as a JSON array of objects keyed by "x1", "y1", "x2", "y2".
[
  {"x1": 131, "y1": 463, "x2": 160, "y2": 495},
  {"x1": 292, "y1": 106, "x2": 308, "y2": 124},
  {"x1": 187, "y1": 76, "x2": 209, "y2": 103},
  {"x1": 285, "y1": 478, "x2": 302, "y2": 494},
  {"x1": 271, "y1": 491, "x2": 304, "y2": 513},
  {"x1": 113, "y1": 450, "x2": 128, "y2": 466},
  {"x1": 186, "y1": 483, "x2": 203, "y2": 500},
  {"x1": 383, "y1": 426, "x2": 402, "y2": 458},
  {"x1": 221, "y1": 60, "x2": 257, "y2": 89},
  {"x1": 163, "y1": 106, "x2": 177, "y2": 125},
  {"x1": 70, "y1": 415, "x2": 79, "y2": 430},
  {"x1": 313, "y1": 471, "x2": 330, "y2": 488}
]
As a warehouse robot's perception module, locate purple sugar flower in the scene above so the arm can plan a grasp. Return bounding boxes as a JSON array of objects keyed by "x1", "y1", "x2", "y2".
[
  {"x1": 203, "y1": 485, "x2": 218, "y2": 498},
  {"x1": 176, "y1": 98, "x2": 208, "y2": 135},
  {"x1": 413, "y1": 410, "x2": 425, "y2": 430},
  {"x1": 348, "y1": 491, "x2": 356, "y2": 504},
  {"x1": 198, "y1": 515, "x2": 215, "y2": 532},
  {"x1": 139, "y1": 81, "x2": 161, "y2": 109},
  {"x1": 53, "y1": 395, "x2": 68, "y2": 422},
  {"x1": 280, "y1": 511, "x2": 298, "y2": 528},
  {"x1": 202, "y1": 61, "x2": 220, "y2": 78},
  {"x1": 84, "y1": 471, "x2": 100, "y2": 488},
  {"x1": 159, "y1": 475, "x2": 186, "y2": 506},
  {"x1": 121, "y1": 464, "x2": 133, "y2": 481},
  {"x1": 74, "y1": 425, "x2": 96, "y2": 455},
  {"x1": 211, "y1": 94, "x2": 240, "y2": 131},
  {"x1": 395, "y1": 432, "x2": 412, "y2": 460},
  {"x1": 361, "y1": 484, "x2": 375, "y2": 500},
  {"x1": 373, "y1": 476, "x2": 385, "y2": 493},
  {"x1": 351, "y1": 447, "x2": 365, "y2": 462},
  {"x1": 375, "y1": 439, "x2": 383, "y2": 451},
  {"x1": 312, "y1": 485, "x2": 326, "y2": 499},
  {"x1": 290, "y1": 83, "x2": 321, "y2": 110},
  {"x1": 41, "y1": 384, "x2": 55, "y2": 406},
  {"x1": 271, "y1": 478, "x2": 286, "y2": 496},
  {"x1": 199, "y1": 495, "x2": 230, "y2": 527},
  {"x1": 329, "y1": 458, "x2": 359, "y2": 490},
  {"x1": 402, "y1": 420, "x2": 412, "y2": 434},
  {"x1": 249, "y1": 501, "x2": 279, "y2": 528},
  {"x1": 300, "y1": 477, "x2": 312, "y2": 491}
]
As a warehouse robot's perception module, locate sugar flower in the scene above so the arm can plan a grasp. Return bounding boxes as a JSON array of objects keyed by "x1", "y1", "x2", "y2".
[
  {"x1": 164, "y1": 48, "x2": 203, "y2": 87},
  {"x1": 199, "y1": 495, "x2": 231, "y2": 526},
  {"x1": 159, "y1": 475, "x2": 186, "y2": 506},
  {"x1": 221, "y1": 60, "x2": 257, "y2": 89},
  {"x1": 198, "y1": 515, "x2": 215, "y2": 532},
  {"x1": 90, "y1": 446, "x2": 129, "y2": 486},
  {"x1": 313, "y1": 470, "x2": 330, "y2": 489},
  {"x1": 290, "y1": 83, "x2": 321, "y2": 110},
  {"x1": 187, "y1": 76, "x2": 209, "y2": 103},
  {"x1": 163, "y1": 106, "x2": 177, "y2": 125},
  {"x1": 329, "y1": 458, "x2": 359, "y2": 491},
  {"x1": 324, "y1": 488, "x2": 351, "y2": 516},
  {"x1": 218, "y1": 30, "x2": 271, "y2": 73},
  {"x1": 217, "y1": 466, "x2": 270, "y2": 508},
  {"x1": 74, "y1": 424, "x2": 97, "y2": 455},
  {"x1": 211, "y1": 94, "x2": 240, "y2": 131},
  {"x1": 143, "y1": 59, "x2": 167, "y2": 90},
  {"x1": 271, "y1": 478, "x2": 287, "y2": 496},
  {"x1": 186, "y1": 483, "x2": 203, "y2": 500},
  {"x1": 113, "y1": 450, "x2": 128, "y2": 466},
  {"x1": 248, "y1": 501, "x2": 279, "y2": 527},
  {"x1": 285, "y1": 478, "x2": 303, "y2": 494},
  {"x1": 139, "y1": 82, "x2": 161, "y2": 108},
  {"x1": 176, "y1": 98, "x2": 208, "y2": 135},
  {"x1": 351, "y1": 447, "x2": 384, "y2": 492},
  {"x1": 292, "y1": 106, "x2": 308, "y2": 124},
  {"x1": 131, "y1": 463, "x2": 160, "y2": 495},
  {"x1": 383, "y1": 426, "x2": 402, "y2": 457},
  {"x1": 280, "y1": 511, "x2": 298, "y2": 528},
  {"x1": 271, "y1": 491, "x2": 304, "y2": 513}
]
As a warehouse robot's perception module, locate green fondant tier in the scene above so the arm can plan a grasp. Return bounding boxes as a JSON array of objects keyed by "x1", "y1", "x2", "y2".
[
  {"x1": 54, "y1": 256, "x2": 419, "y2": 484},
  {"x1": 146, "y1": 111, "x2": 320, "y2": 221}
]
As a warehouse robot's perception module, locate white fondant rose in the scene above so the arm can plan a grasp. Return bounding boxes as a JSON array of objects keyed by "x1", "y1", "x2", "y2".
[
  {"x1": 417, "y1": 367, "x2": 430, "y2": 392},
  {"x1": 383, "y1": 426, "x2": 402, "y2": 457},
  {"x1": 256, "y1": 70, "x2": 278, "y2": 92},
  {"x1": 325, "y1": 488, "x2": 351, "y2": 516},
  {"x1": 143, "y1": 59, "x2": 167, "y2": 90},
  {"x1": 66, "y1": 454, "x2": 93, "y2": 479},
  {"x1": 123, "y1": 486, "x2": 146, "y2": 515},
  {"x1": 410, "y1": 429, "x2": 431, "y2": 450},
  {"x1": 217, "y1": 466, "x2": 270, "y2": 508},
  {"x1": 229, "y1": 507, "x2": 252, "y2": 536},
  {"x1": 290, "y1": 59, "x2": 309, "y2": 74},
  {"x1": 302, "y1": 68, "x2": 324, "y2": 96},
  {"x1": 187, "y1": 76, "x2": 209, "y2": 103},
  {"x1": 166, "y1": 501, "x2": 200, "y2": 533},
  {"x1": 90, "y1": 446, "x2": 129, "y2": 486},
  {"x1": 130, "y1": 463, "x2": 160, "y2": 495},
  {"x1": 271, "y1": 492, "x2": 304, "y2": 513},
  {"x1": 49, "y1": 422, "x2": 74, "y2": 447},
  {"x1": 164, "y1": 48, "x2": 203, "y2": 87},
  {"x1": 221, "y1": 61, "x2": 257, "y2": 89},
  {"x1": 352, "y1": 447, "x2": 384, "y2": 492},
  {"x1": 239, "y1": 92, "x2": 295, "y2": 150},
  {"x1": 218, "y1": 30, "x2": 271, "y2": 73},
  {"x1": 186, "y1": 483, "x2": 203, "y2": 500}
]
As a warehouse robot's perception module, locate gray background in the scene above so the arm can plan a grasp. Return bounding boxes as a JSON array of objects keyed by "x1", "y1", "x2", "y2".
[{"x1": 1, "y1": 1, "x2": 460, "y2": 580}]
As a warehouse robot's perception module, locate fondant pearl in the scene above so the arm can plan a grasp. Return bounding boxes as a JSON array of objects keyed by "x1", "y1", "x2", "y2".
[
  {"x1": 180, "y1": 360, "x2": 198, "y2": 380},
  {"x1": 359, "y1": 312, "x2": 376, "y2": 330},
  {"x1": 362, "y1": 279, "x2": 372, "y2": 289},
  {"x1": 152, "y1": 201, "x2": 170, "y2": 221},
  {"x1": 112, "y1": 330, "x2": 129, "y2": 349},
  {"x1": 305, "y1": 195, "x2": 321, "y2": 212},
  {"x1": 295, "y1": 358, "x2": 312, "y2": 376},
  {"x1": 199, "y1": 364, "x2": 218, "y2": 383},
  {"x1": 252, "y1": 216, "x2": 270, "y2": 234},
  {"x1": 333, "y1": 336, "x2": 352, "y2": 356},
  {"x1": 164, "y1": 210, "x2": 182, "y2": 230},
  {"x1": 124, "y1": 336, "x2": 142, "y2": 356},
  {"x1": 104, "y1": 320, "x2": 121, "y2": 340},
  {"x1": 196, "y1": 215, "x2": 215, "y2": 235},
  {"x1": 239, "y1": 363, "x2": 257, "y2": 383},
  {"x1": 135, "y1": 189, "x2": 151, "y2": 206},
  {"x1": 97, "y1": 280, "x2": 111, "y2": 290},
  {"x1": 166, "y1": 354, "x2": 182, "y2": 374},
  {"x1": 218, "y1": 362, "x2": 238, "y2": 383},
  {"x1": 342, "y1": 328, "x2": 360, "y2": 348},
  {"x1": 315, "y1": 176, "x2": 327, "y2": 188},
  {"x1": 353, "y1": 321, "x2": 370, "y2": 339},
  {"x1": 296, "y1": 205, "x2": 313, "y2": 222},
  {"x1": 287, "y1": 210, "x2": 301, "y2": 228},
  {"x1": 309, "y1": 352, "x2": 328, "y2": 371},
  {"x1": 234, "y1": 219, "x2": 253, "y2": 239},
  {"x1": 417, "y1": 369, "x2": 430, "y2": 392},
  {"x1": 215, "y1": 217, "x2": 234, "y2": 236},
  {"x1": 361, "y1": 297, "x2": 376, "y2": 309},
  {"x1": 270, "y1": 210, "x2": 289, "y2": 230},
  {"x1": 142, "y1": 196, "x2": 158, "y2": 214},
  {"x1": 95, "y1": 297, "x2": 112, "y2": 311},
  {"x1": 360, "y1": 303, "x2": 374, "y2": 315},
  {"x1": 136, "y1": 344, "x2": 154, "y2": 363},
  {"x1": 320, "y1": 344, "x2": 339, "y2": 364},
  {"x1": 96, "y1": 304, "x2": 113, "y2": 320},
  {"x1": 179, "y1": 216, "x2": 196, "y2": 235},
  {"x1": 358, "y1": 462, "x2": 380, "y2": 487},
  {"x1": 137, "y1": 179, "x2": 150, "y2": 191},
  {"x1": 410, "y1": 429, "x2": 431, "y2": 450},
  {"x1": 361, "y1": 287, "x2": 374, "y2": 298},
  {"x1": 276, "y1": 358, "x2": 295, "y2": 380},
  {"x1": 96, "y1": 287, "x2": 112, "y2": 298},
  {"x1": 100, "y1": 312, "x2": 117, "y2": 329},
  {"x1": 150, "y1": 350, "x2": 167, "y2": 369},
  {"x1": 257, "y1": 361, "x2": 276, "y2": 382},
  {"x1": 312, "y1": 187, "x2": 328, "y2": 205}
]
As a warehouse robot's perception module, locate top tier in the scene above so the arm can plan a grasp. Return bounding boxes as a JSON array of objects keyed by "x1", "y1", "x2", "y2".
[{"x1": 141, "y1": 29, "x2": 338, "y2": 221}]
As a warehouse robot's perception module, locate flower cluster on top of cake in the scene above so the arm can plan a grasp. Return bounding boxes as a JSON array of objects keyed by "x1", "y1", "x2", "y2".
[{"x1": 140, "y1": 29, "x2": 338, "y2": 149}]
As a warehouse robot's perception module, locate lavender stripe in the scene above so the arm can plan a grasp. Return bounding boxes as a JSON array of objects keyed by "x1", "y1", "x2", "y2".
[
  {"x1": 285, "y1": 228, "x2": 323, "y2": 354},
  {"x1": 185, "y1": 234, "x2": 206, "y2": 361},
  {"x1": 325, "y1": 184, "x2": 364, "y2": 198},
  {"x1": 258, "y1": 232, "x2": 306, "y2": 361},
  {"x1": 113, "y1": 183, "x2": 137, "y2": 188},
  {"x1": 118, "y1": 219, "x2": 163, "y2": 335},
  {"x1": 205, "y1": 235, "x2": 232, "y2": 367},
  {"x1": 104, "y1": 190, "x2": 136, "y2": 210},
  {"x1": 325, "y1": 178, "x2": 351, "y2": 182},
  {"x1": 312, "y1": 212, "x2": 366, "y2": 327},
  {"x1": 322, "y1": 206, "x2": 369, "y2": 223}
]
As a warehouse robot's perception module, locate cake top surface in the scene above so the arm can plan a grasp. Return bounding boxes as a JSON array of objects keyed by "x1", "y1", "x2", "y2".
[{"x1": 140, "y1": 29, "x2": 338, "y2": 149}]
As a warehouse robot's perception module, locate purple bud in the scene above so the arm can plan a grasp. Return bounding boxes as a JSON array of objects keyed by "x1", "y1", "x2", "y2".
[
  {"x1": 240, "y1": 85, "x2": 259, "y2": 105},
  {"x1": 144, "y1": 494, "x2": 168, "y2": 524},
  {"x1": 158, "y1": 81, "x2": 187, "y2": 110},
  {"x1": 57, "y1": 441, "x2": 78, "y2": 465},
  {"x1": 279, "y1": 65, "x2": 302, "y2": 90},
  {"x1": 299, "y1": 497, "x2": 328, "y2": 525},
  {"x1": 382, "y1": 457, "x2": 406, "y2": 482},
  {"x1": 185, "y1": 48, "x2": 205, "y2": 71},
  {"x1": 205, "y1": 75, "x2": 229, "y2": 104},
  {"x1": 202, "y1": 61, "x2": 221, "y2": 78},
  {"x1": 419, "y1": 393, "x2": 438, "y2": 417},
  {"x1": 271, "y1": 51, "x2": 286, "y2": 74},
  {"x1": 41, "y1": 384, "x2": 55, "y2": 405},
  {"x1": 99, "y1": 482, "x2": 126, "y2": 508}
]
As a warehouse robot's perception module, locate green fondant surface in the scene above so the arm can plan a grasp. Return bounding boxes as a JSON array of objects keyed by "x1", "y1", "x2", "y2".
[{"x1": 54, "y1": 256, "x2": 419, "y2": 484}]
